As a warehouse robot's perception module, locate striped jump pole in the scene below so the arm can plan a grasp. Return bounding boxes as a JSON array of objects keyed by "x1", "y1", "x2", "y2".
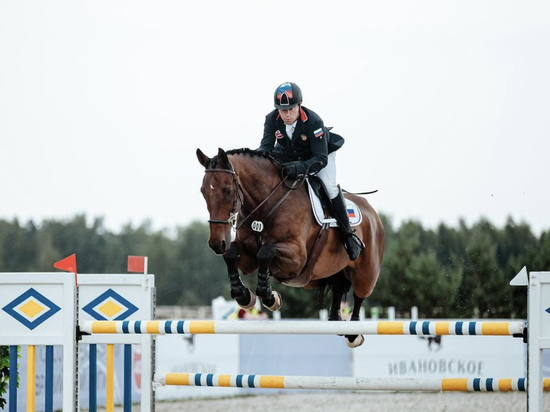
[
  {"x1": 81, "y1": 319, "x2": 526, "y2": 337},
  {"x1": 154, "y1": 373, "x2": 550, "y2": 393}
]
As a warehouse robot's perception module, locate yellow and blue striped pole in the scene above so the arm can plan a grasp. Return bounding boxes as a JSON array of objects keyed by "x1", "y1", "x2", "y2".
[
  {"x1": 81, "y1": 320, "x2": 525, "y2": 337},
  {"x1": 106, "y1": 344, "x2": 114, "y2": 412},
  {"x1": 26, "y1": 345, "x2": 35, "y2": 412},
  {"x1": 154, "y1": 372, "x2": 550, "y2": 392}
]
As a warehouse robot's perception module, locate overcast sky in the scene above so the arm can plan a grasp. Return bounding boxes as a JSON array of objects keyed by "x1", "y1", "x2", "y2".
[{"x1": 1, "y1": 1, "x2": 549, "y2": 235}]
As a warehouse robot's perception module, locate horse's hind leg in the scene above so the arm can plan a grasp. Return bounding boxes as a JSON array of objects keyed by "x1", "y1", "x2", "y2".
[
  {"x1": 256, "y1": 244, "x2": 282, "y2": 311},
  {"x1": 345, "y1": 293, "x2": 366, "y2": 348},
  {"x1": 328, "y1": 272, "x2": 351, "y2": 321},
  {"x1": 224, "y1": 242, "x2": 256, "y2": 309}
]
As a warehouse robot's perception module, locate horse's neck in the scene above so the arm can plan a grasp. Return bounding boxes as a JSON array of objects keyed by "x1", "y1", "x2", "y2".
[{"x1": 231, "y1": 155, "x2": 280, "y2": 206}]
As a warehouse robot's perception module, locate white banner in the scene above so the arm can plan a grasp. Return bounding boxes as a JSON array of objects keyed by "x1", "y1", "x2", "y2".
[{"x1": 353, "y1": 334, "x2": 525, "y2": 378}]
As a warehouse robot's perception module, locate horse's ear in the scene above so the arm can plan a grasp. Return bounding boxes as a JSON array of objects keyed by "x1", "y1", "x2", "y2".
[
  {"x1": 217, "y1": 148, "x2": 230, "y2": 170},
  {"x1": 196, "y1": 148, "x2": 211, "y2": 168}
]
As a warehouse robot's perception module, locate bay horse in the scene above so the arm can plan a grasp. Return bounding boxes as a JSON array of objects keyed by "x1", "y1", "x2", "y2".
[{"x1": 197, "y1": 148, "x2": 384, "y2": 347}]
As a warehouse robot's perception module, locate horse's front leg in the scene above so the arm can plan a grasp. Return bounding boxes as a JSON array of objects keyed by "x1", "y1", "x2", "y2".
[
  {"x1": 256, "y1": 244, "x2": 282, "y2": 311},
  {"x1": 223, "y1": 242, "x2": 257, "y2": 309}
]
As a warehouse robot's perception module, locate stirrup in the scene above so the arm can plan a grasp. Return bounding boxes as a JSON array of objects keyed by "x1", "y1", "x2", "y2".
[
  {"x1": 344, "y1": 234, "x2": 364, "y2": 261},
  {"x1": 349, "y1": 232, "x2": 365, "y2": 250}
]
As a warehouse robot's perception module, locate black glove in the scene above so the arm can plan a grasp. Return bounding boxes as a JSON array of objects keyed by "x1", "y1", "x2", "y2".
[{"x1": 282, "y1": 162, "x2": 298, "y2": 179}]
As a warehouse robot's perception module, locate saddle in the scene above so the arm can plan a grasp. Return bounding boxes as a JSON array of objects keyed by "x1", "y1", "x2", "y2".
[
  {"x1": 306, "y1": 177, "x2": 363, "y2": 227},
  {"x1": 296, "y1": 177, "x2": 363, "y2": 283}
]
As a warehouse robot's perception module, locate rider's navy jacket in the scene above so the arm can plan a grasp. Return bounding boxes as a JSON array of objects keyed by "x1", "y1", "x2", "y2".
[{"x1": 259, "y1": 106, "x2": 344, "y2": 175}]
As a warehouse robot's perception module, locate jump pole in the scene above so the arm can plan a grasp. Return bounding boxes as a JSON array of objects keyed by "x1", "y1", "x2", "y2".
[
  {"x1": 154, "y1": 373, "x2": 550, "y2": 393},
  {"x1": 81, "y1": 319, "x2": 525, "y2": 337}
]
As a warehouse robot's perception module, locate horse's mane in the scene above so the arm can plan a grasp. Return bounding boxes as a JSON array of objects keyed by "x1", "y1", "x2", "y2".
[
  {"x1": 209, "y1": 148, "x2": 280, "y2": 171},
  {"x1": 226, "y1": 148, "x2": 273, "y2": 159},
  {"x1": 224, "y1": 148, "x2": 281, "y2": 168}
]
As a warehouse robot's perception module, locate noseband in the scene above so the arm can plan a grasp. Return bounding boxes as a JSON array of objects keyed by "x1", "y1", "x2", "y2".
[{"x1": 204, "y1": 168, "x2": 243, "y2": 226}]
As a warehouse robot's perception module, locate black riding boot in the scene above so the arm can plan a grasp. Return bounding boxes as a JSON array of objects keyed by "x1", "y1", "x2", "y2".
[{"x1": 331, "y1": 189, "x2": 365, "y2": 261}]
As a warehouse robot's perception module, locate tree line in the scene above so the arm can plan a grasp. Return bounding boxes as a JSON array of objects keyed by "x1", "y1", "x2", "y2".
[{"x1": 0, "y1": 214, "x2": 549, "y2": 320}]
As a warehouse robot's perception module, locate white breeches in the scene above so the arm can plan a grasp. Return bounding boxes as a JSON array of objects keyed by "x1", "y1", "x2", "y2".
[{"x1": 316, "y1": 152, "x2": 339, "y2": 199}]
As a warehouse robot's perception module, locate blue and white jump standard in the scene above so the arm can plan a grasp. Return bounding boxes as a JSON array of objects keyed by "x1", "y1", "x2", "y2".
[
  {"x1": 0, "y1": 256, "x2": 155, "y2": 412},
  {"x1": 0, "y1": 273, "x2": 77, "y2": 412}
]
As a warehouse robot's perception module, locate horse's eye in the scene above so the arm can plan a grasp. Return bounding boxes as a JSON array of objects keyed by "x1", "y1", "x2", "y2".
[{"x1": 224, "y1": 187, "x2": 232, "y2": 197}]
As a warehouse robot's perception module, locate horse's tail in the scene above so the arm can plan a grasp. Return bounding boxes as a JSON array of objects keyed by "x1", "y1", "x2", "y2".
[{"x1": 317, "y1": 271, "x2": 352, "y2": 308}]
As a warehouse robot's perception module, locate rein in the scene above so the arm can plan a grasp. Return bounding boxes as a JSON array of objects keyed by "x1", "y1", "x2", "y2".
[
  {"x1": 205, "y1": 162, "x2": 302, "y2": 233},
  {"x1": 237, "y1": 176, "x2": 300, "y2": 230}
]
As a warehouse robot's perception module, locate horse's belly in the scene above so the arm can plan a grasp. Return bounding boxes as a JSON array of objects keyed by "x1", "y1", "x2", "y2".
[{"x1": 274, "y1": 273, "x2": 311, "y2": 288}]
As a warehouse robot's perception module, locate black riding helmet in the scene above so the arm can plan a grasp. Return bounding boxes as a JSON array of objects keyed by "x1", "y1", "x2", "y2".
[{"x1": 274, "y1": 82, "x2": 303, "y2": 110}]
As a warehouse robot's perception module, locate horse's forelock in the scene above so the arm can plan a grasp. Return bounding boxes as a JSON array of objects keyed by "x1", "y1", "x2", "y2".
[
  {"x1": 209, "y1": 154, "x2": 229, "y2": 170},
  {"x1": 210, "y1": 155, "x2": 219, "y2": 169}
]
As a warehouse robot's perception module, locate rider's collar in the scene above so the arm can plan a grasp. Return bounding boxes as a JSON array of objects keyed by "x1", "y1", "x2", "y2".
[{"x1": 300, "y1": 107, "x2": 308, "y2": 122}]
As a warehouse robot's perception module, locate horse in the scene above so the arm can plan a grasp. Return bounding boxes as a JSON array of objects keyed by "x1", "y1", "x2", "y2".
[{"x1": 196, "y1": 147, "x2": 384, "y2": 347}]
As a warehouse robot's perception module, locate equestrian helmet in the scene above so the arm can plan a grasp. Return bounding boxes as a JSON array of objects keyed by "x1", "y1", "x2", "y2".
[{"x1": 274, "y1": 82, "x2": 303, "y2": 110}]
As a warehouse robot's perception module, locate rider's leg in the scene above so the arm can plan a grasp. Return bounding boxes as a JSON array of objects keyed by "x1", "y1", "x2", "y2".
[
  {"x1": 317, "y1": 153, "x2": 364, "y2": 261},
  {"x1": 331, "y1": 189, "x2": 364, "y2": 261}
]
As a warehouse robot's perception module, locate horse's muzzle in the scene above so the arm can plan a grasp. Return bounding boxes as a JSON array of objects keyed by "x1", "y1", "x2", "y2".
[{"x1": 209, "y1": 239, "x2": 227, "y2": 255}]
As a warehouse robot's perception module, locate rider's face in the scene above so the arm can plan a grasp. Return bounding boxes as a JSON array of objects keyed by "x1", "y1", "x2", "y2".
[{"x1": 278, "y1": 105, "x2": 300, "y2": 125}]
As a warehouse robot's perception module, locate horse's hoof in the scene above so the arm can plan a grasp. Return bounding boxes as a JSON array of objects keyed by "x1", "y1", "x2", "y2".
[
  {"x1": 238, "y1": 289, "x2": 257, "y2": 310},
  {"x1": 345, "y1": 334, "x2": 365, "y2": 348},
  {"x1": 264, "y1": 291, "x2": 282, "y2": 312}
]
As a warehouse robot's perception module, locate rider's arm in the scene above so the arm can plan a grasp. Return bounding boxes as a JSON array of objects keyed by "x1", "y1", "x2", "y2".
[
  {"x1": 295, "y1": 122, "x2": 329, "y2": 176},
  {"x1": 258, "y1": 112, "x2": 276, "y2": 152}
]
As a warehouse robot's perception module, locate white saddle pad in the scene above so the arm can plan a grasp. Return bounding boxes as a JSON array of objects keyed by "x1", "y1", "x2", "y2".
[{"x1": 307, "y1": 182, "x2": 362, "y2": 227}]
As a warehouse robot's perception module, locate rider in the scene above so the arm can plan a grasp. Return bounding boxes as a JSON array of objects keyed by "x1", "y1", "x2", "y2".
[{"x1": 258, "y1": 82, "x2": 364, "y2": 261}]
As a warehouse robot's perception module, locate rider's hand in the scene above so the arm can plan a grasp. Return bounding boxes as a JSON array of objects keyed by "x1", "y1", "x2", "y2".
[{"x1": 282, "y1": 163, "x2": 298, "y2": 179}]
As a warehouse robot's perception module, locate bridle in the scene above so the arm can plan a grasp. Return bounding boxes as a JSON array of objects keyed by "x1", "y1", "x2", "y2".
[{"x1": 204, "y1": 168, "x2": 244, "y2": 226}]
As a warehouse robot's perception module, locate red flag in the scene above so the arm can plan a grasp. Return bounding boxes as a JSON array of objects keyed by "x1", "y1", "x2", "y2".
[
  {"x1": 128, "y1": 256, "x2": 147, "y2": 273},
  {"x1": 53, "y1": 254, "x2": 78, "y2": 284}
]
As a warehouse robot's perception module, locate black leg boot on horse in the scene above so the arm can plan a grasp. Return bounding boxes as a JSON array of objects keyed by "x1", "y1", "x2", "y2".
[
  {"x1": 325, "y1": 271, "x2": 351, "y2": 321},
  {"x1": 331, "y1": 189, "x2": 365, "y2": 261},
  {"x1": 256, "y1": 244, "x2": 282, "y2": 311},
  {"x1": 323, "y1": 272, "x2": 365, "y2": 347},
  {"x1": 224, "y1": 242, "x2": 257, "y2": 309}
]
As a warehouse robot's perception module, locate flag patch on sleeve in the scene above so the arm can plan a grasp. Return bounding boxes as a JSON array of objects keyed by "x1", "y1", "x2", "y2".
[{"x1": 314, "y1": 128, "x2": 324, "y2": 138}]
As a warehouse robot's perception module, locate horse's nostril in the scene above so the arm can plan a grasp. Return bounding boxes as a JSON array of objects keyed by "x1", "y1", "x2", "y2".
[{"x1": 208, "y1": 239, "x2": 227, "y2": 255}]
